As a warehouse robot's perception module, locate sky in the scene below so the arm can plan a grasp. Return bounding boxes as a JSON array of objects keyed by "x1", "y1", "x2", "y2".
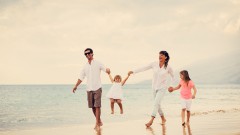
[{"x1": 0, "y1": 0, "x2": 239, "y2": 84}]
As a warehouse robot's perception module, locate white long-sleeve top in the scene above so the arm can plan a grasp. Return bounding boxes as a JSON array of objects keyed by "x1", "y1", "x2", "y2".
[
  {"x1": 79, "y1": 60, "x2": 106, "y2": 91},
  {"x1": 133, "y1": 61, "x2": 175, "y2": 91}
]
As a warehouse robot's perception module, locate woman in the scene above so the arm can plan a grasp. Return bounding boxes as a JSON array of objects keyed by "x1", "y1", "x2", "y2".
[{"x1": 128, "y1": 51, "x2": 175, "y2": 127}]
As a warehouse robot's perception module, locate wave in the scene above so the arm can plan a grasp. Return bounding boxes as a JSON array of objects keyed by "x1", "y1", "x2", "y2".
[{"x1": 191, "y1": 108, "x2": 240, "y2": 116}]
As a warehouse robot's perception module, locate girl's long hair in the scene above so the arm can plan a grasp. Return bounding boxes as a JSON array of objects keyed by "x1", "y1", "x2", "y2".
[
  {"x1": 160, "y1": 51, "x2": 170, "y2": 69},
  {"x1": 180, "y1": 70, "x2": 191, "y2": 85}
]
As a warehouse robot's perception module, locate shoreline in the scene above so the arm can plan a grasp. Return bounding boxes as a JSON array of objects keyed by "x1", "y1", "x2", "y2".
[{"x1": 1, "y1": 111, "x2": 240, "y2": 135}]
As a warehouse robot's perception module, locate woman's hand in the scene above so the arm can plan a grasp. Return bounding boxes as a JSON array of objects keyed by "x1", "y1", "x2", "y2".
[{"x1": 128, "y1": 71, "x2": 133, "y2": 76}]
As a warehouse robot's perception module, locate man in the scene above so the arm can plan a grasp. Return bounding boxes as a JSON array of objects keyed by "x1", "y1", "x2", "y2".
[{"x1": 72, "y1": 48, "x2": 110, "y2": 130}]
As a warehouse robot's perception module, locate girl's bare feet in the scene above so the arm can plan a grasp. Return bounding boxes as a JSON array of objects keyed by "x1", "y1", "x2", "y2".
[
  {"x1": 111, "y1": 111, "x2": 114, "y2": 114},
  {"x1": 120, "y1": 110, "x2": 123, "y2": 114}
]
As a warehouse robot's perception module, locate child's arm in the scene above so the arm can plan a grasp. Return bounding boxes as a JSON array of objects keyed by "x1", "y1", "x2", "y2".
[
  {"x1": 121, "y1": 74, "x2": 130, "y2": 86},
  {"x1": 168, "y1": 84, "x2": 181, "y2": 92},
  {"x1": 172, "y1": 84, "x2": 181, "y2": 91},
  {"x1": 108, "y1": 74, "x2": 114, "y2": 83},
  {"x1": 192, "y1": 85, "x2": 197, "y2": 99}
]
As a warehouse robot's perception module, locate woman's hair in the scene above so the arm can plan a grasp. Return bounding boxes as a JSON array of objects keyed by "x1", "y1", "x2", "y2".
[
  {"x1": 159, "y1": 51, "x2": 170, "y2": 69},
  {"x1": 180, "y1": 70, "x2": 191, "y2": 83},
  {"x1": 114, "y1": 75, "x2": 122, "y2": 82}
]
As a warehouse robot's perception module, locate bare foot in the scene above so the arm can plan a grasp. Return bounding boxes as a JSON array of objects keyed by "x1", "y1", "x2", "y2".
[
  {"x1": 111, "y1": 111, "x2": 114, "y2": 114},
  {"x1": 145, "y1": 121, "x2": 153, "y2": 127},
  {"x1": 99, "y1": 121, "x2": 103, "y2": 126},
  {"x1": 120, "y1": 110, "x2": 123, "y2": 114},
  {"x1": 94, "y1": 122, "x2": 103, "y2": 130},
  {"x1": 94, "y1": 125, "x2": 100, "y2": 130}
]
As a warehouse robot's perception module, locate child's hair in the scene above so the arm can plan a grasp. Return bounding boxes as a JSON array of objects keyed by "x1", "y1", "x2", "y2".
[
  {"x1": 114, "y1": 75, "x2": 122, "y2": 82},
  {"x1": 180, "y1": 70, "x2": 191, "y2": 83}
]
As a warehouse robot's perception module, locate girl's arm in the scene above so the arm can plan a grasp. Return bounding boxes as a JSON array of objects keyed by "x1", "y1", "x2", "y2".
[
  {"x1": 169, "y1": 84, "x2": 181, "y2": 92},
  {"x1": 172, "y1": 84, "x2": 181, "y2": 91},
  {"x1": 108, "y1": 74, "x2": 114, "y2": 83},
  {"x1": 192, "y1": 85, "x2": 197, "y2": 99},
  {"x1": 121, "y1": 75, "x2": 130, "y2": 86}
]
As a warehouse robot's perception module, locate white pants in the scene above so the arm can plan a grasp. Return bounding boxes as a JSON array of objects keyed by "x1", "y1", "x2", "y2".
[
  {"x1": 181, "y1": 98, "x2": 192, "y2": 111},
  {"x1": 151, "y1": 89, "x2": 166, "y2": 117}
]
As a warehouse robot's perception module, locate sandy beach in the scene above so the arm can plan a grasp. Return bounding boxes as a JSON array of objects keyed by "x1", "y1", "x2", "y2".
[{"x1": 1, "y1": 111, "x2": 239, "y2": 135}]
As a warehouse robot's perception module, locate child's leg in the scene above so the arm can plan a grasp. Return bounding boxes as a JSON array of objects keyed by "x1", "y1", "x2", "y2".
[
  {"x1": 186, "y1": 99, "x2": 192, "y2": 124},
  {"x1": 110, "y1": 98, "x2": 115, "y2": 114},
  {"x1": 187, "y1": 111, "x2": 190, "y2": 123},
  {"x1": 116, "y1": 99, "x2": 123, "y2": 114},
  {"x1": 182, "y1": 108, "x2": 186, "y2": 126}
]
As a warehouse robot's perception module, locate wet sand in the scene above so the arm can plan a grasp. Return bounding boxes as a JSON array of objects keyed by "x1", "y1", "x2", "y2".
[{"x1": 1, "y1": 111, "x2": 240, "y2": 135}]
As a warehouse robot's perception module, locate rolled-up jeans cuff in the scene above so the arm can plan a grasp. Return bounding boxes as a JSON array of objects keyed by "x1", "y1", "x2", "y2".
[{"x1": 151, "y1": 114, "x2": 156, "y2": 117}]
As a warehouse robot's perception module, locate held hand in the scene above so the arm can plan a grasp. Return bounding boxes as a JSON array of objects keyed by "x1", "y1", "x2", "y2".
[
  {"x1": 106, "y1": 68, "x2": 111, "y2": 74},
  {"x1": 192, "y1": 95, "x2": 195, "y2": 99},
  {"x1": 72, "y1": 87, "x2": 77, "y2": 93},
  {"x1": 168, "y1": 87, "x2": 173, "y2": 92},
  {"x1": 128, "y1": 71, "x2": 133, "y2": 76}
]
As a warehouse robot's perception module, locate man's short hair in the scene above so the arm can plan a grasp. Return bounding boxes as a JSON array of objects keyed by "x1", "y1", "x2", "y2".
[{"x1": 84, "y1": 48, "x2": 93, "y2": 54}]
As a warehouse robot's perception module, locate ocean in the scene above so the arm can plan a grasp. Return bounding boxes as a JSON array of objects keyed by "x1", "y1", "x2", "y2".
[{"x1": 1, "y1": 84, "x2": 240, "y2": 131}]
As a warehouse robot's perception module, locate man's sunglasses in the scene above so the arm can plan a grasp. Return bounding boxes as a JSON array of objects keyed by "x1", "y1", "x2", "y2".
[{"x1": 84, "y1": 52, "x2": 92, "y2": 55}]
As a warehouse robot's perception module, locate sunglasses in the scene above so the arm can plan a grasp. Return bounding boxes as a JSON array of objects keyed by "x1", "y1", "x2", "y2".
[{"x1": 84, "y1": 52, "x2": 92, "y2": 55}]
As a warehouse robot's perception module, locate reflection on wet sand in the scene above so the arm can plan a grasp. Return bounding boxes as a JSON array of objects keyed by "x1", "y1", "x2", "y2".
[
  {"x1": 183, "y1": 124, "x2": 192, "y2": 135},
  {"x1": 95, "y1": 128, "x2": 102, "y2": 135},
  {"x1": 146, "y1": 125, "x2": 166, "y2": 135}
]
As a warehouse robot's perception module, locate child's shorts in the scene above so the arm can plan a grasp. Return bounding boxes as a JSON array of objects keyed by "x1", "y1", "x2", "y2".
[{"x1": 181, "y1": 98, "x2": 192, "y2": 111}]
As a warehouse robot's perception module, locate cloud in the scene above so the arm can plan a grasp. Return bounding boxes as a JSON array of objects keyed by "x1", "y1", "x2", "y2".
[
  {"x1": 224, "y1": 17, "x2": 240, "y2": 34},
  {"x1": 0, "y1": 0, "x2": 239, "y2": 84}
]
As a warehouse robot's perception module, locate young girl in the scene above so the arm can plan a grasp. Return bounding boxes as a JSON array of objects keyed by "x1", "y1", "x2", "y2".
[
  {"x1": 168, "y1": 70, "x2": 197, "y2": 126},
  {"x1": 106, "y1": 73, "x2": 130, "y2": 114}
]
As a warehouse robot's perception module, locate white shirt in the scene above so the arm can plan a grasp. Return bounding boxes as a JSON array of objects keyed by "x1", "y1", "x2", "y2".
[
  {"x1": 79, "y1": 60, "x2": 106, "y2": 91},
  {"x1": 133, "y1": 61, "x2": 175, "y2": 91}
]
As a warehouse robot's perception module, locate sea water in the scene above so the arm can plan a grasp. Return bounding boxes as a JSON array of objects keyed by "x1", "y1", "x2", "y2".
[{"x1": 0, "y1": 84, "x2": 240, "y2": 130}]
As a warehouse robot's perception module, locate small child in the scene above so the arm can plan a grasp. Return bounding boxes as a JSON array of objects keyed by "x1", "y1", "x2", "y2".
[
  {"x1": 106, "y1": 73, "x2": 130, "y2": 114},
  {"x1": 168, "y1": 70, "x2": 197, "y2": 126}
]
